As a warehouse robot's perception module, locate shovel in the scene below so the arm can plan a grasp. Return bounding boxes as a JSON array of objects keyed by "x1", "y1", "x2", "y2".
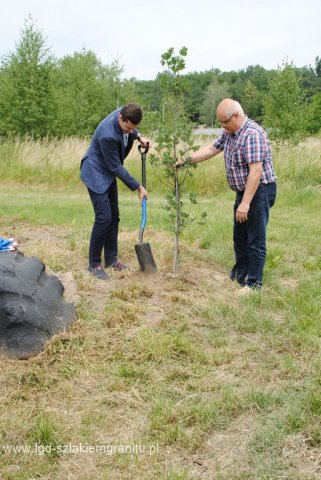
[{"x1": 135, "y1": 143, "x2": 157, "y2": 273}]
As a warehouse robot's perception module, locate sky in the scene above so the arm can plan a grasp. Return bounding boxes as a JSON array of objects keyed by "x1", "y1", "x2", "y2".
[{"x1": 1, "y1": 0, "x2": 320, "y2": 80}]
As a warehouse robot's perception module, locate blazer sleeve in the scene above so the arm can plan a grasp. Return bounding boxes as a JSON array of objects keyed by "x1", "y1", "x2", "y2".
[{"x1": 100, "y1": 136, "x2": 140, "y2": 191}]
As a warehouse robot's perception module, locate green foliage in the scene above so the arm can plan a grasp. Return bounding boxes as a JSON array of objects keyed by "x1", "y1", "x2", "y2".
[
  {"x1": 306, "y1": 93, "x2": 321, "y2": 134},
  {"x1": 1, "y1": 17, "x2": 321, "y2": 141},
  {"x1": 199, "y1": 76, "x2": 230, "y2": 126},
  {"x1": 263, "y1": 59, "x2": 308, "y2": 144},
  {"x1": 54, "y1": 50, "x2": 106, "y2": 136},
  {"x1": 135, "y1": 77, "x2": 163, "y2": 111},
  {"x1": 242, "y1": 80, "x2": 263, "y2": 121},
  {"x1": 315, "y1": 55, "x2": 321, "y2": 78},
  {"x1": 149, "y1": 47, "x2": 200, "y2": 272},
  {"x1": 1, "y1": 17, "x2": 320, "y2": 142},
  {"x1": 54, "y1": 52, "x2": 130, "y2": 137},
  {"x1": 219, "y1": 64, "x2": 273, "y2": 119},
  {"x1": 136, "y1": 61, "x2": 321, "y2": 127},
  {"x1": 0, "y1": 16, "x2": 56, "y2": 138},
  {"x1": 0, "y1": 17, "x2": 142, "y2": 139},
  {"x1": 182, "y1": 70, "x2": 219, "y2": 123}
]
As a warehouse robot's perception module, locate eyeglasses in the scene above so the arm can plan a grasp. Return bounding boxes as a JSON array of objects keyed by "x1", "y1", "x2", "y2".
[{"x1": 218, "y1": 112, "x2": 236, "y2": 127}]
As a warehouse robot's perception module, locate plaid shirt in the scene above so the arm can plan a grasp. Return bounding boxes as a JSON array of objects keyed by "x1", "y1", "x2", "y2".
[{"x1": 213, "y1": 117, "x2": 277, "y2": 192}]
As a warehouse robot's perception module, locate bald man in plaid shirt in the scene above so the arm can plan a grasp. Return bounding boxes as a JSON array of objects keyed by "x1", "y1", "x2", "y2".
[{"x1": 175, "y1": 98, "x2": 277, "y2": 291}]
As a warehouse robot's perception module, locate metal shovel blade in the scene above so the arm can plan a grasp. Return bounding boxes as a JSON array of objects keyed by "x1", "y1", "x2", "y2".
[{"x1": 135, "y1": 242, "x2": 157, "y2": 274}]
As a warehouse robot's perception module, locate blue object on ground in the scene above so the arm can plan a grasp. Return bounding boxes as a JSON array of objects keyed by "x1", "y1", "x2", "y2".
[{"x1": 0, "y1": 236, "x2": 15, "y2": 251}]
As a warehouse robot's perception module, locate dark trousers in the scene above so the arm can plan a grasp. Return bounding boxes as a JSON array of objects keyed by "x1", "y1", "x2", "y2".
[
  {"x1": 230, "y1": 182, "x2": 277, "y2": 288},
  {"x1": 88, "y1": 181, "x2": 119, "y2": 268}
]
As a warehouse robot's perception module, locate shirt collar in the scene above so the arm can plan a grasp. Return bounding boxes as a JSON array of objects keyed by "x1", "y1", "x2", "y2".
[
  {"x1": 114, "y1": 108, "x2": 123, "y2": 135},
  {"x1": 234, "y1": 116, "x2": 248, "y2": 136}
]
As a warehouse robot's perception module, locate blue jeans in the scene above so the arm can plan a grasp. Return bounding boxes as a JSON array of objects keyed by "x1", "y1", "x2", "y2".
[
  {"x1": 88, "y1": 181, "x2": 120, "y2": 268},
  {"x1": 230, "y1": 182, "x2": 277, "y2": 289}
]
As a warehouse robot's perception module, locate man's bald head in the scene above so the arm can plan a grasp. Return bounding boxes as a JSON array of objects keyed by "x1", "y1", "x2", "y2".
[
  {"x1": 216, "y1": 99, "x2": 244, "y2": 118},
  {"x1": 216, "y1": 98, "x2": 245, "y2": 132}
]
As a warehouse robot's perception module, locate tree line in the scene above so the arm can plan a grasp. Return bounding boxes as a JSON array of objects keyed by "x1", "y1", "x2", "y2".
[{"x1": 1, "y1": 17, "x2": 321, "y2": 141}]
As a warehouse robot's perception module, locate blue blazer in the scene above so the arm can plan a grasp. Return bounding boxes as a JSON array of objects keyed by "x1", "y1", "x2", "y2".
[{"x1": 80, "y1": 108, "x2": 140, "y2": 194}]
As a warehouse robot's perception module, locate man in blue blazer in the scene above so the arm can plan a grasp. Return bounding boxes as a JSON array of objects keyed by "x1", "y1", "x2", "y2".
[{"x1": 81, "y1": 104, "x2": 149, "y2": 280}]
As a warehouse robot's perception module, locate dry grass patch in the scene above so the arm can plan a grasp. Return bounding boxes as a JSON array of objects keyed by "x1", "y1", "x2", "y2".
[{"x1": 1, "y1": 219, "x2": 321, "y2": 479}]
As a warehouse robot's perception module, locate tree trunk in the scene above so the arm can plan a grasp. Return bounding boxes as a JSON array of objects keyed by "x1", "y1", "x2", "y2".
[{"x1": 173, "y1": 170, "x2": 180, "y2": 274}]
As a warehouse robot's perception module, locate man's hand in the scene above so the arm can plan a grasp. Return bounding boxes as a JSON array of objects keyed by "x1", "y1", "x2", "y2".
[
  {"x1": 173, "y1": 158, "x2": 186, "y2": 168},
  {"x1": 235, "y1": 162, "x2": 262, "y2": 222},
  {"x1": 138, "y1": 185, "x2": 148, "y2": 204},
  {"x1": 236, "y1": 201, "x2": 250, "y2": 223},
  {"x1": 138, "y1": 135, "x2": 151, "y2": 148}
]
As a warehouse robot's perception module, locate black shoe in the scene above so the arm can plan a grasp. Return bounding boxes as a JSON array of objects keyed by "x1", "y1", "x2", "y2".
[
  {"x1": 230, "y1": 271, "x2": 246, "y2": 286},
  {"x1": 88, "y1": 265, "x2": 109, "y2": 280}
]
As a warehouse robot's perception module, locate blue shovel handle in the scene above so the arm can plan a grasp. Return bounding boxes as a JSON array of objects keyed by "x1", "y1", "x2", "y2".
[{"x1": 138, "y1": 197, "x2": 147, "y2": 243}]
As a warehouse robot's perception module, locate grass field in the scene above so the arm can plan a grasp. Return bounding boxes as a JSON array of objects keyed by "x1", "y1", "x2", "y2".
[{"x1": 0, "y1": 136, "x2": 321, "y2": 479}]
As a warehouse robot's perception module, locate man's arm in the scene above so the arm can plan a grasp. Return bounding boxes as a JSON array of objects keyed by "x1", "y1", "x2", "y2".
[
  {"x1": 235, "y1": 162, "x2": 263, "y2": 223},
  {"x1": 100, "y1": 137, "x2": 140, "y2": 191},
  {"x1": 174, "y1": 144, "x2": 222, "y2": 167},
  {"x1": 236, "y1": 131, "x2": 265, "y2": 223},
  {"x1": 100, "y1": 136, "x2": 149, "y2": 201}
]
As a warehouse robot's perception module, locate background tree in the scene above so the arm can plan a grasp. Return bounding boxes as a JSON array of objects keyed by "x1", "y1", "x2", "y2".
[
  {"x1": 135, "y1": 76, "x2": 163, "y2": 112},
  {"x1": 183, "y1": 70, "x2": 219, "y2": 123},
  {"x1": 149, "y1": 47, "x2": 202, "y2": 273},
  {"x1": 263, "y1": 59, "x2": 308, "y2": 144},
  {"x1": 306, "y1": 93, "x2": 321, "y2": 134},
  {"x1": 314, "y1": 56, "x2": 321, "y2": 78},
  {"x1": 0, "y1": 16, "x2": 56, "y2": 138},
  {"x1": 297, "y1": 64, "x2": 321, "y2": 100},
  {"x1": 1, "y1": 17, "x2": 319, "y2": 139},
  {"x1": 54, "y1": 50, "x2": 107, "y2": 137},
  {"x1": 242, "y1": 80, "x2": 263, "y2": 120},
  {"x1": 54, "y1": 54, "x2": 141, "y2": 137},
  {"x1": 199, "y1": 77, "x2": 230, "y2": 126}
]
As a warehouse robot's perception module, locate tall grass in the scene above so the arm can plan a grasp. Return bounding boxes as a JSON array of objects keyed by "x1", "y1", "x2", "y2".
[
  {"x1": 1, "y1": 135, "x2": 320, "y2": 193},
  {"x1": 0, "y1": 136, "x2": 87, "y2": 186}
]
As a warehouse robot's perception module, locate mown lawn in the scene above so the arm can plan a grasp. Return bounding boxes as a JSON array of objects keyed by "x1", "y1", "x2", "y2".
[{"x1": 0, "y1": 178, "x2": 321, "y2": 479}]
